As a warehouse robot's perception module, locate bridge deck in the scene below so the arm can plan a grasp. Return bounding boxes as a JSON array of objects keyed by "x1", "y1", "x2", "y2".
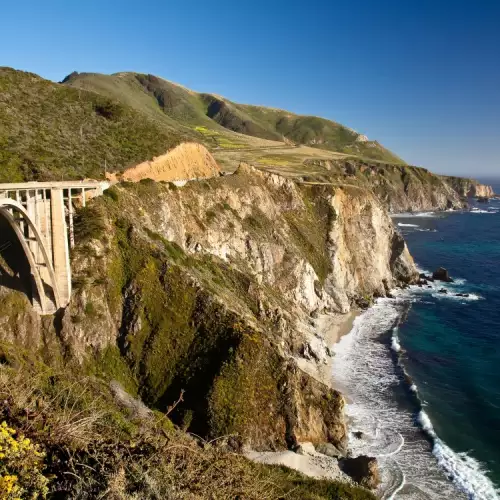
[{"x1": 0, "y1": 181, "x2": 109, "y2": 191}]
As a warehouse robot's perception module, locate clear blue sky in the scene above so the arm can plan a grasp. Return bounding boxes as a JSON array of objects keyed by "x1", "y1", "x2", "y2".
[{"x1": 2, "y1": 0, "x2": 499, "y2": 176}]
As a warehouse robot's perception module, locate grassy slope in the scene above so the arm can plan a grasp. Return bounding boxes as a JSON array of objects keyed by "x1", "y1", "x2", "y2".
[
  {"x1": 0, "y1": 67, "x2": 404, "y2": 183},
  {"x1": 0, "y1": 343, "x2": 374, "y2": 499},
  {"x1": 0, "y1": 68, "x2": 192, "y2": 181},
  {"x1": 64, "y1": 71, "x2": 405, "y2": 163}
]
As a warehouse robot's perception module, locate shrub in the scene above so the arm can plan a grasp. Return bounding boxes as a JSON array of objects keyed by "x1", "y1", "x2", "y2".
[
  {"x1": 74, "y1": 206, "x2": 106, "y2": 243},
  {"x1": 103, "y1": 187, "x2": 120, "y2": 202},
  {"x1": 93, "y1": 100, "x2": 123, "y2": 120},
  {"x1": 0, "y1": 421, "x2": 49, "y2": 499}
]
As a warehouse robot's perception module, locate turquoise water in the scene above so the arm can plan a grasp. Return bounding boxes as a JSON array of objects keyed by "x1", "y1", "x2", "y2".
[
  {"x1": 333, "y1": 181, "x2": 500, "y2": 499},
  {"x1": 397, "y1": 181, "x2": 500, "y2": 496}
]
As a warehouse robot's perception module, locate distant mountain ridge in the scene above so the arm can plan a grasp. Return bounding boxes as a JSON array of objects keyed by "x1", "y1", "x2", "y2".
[
  {"x1": 62, "y1": 71, "x2": 405, "y2": 164},
  {"x1": 1, "y1": 66, "x2": 493, "y2": 212}
]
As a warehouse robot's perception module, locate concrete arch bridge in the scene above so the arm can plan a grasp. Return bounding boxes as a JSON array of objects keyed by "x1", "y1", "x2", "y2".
[{"x1": 0, "y1": 181, "x2": 109, "y2": 314}]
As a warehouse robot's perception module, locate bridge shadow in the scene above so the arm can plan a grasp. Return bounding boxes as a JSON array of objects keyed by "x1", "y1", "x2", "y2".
[{"x1": 0, "y1": 214, "x2": 34, "y2": 302}]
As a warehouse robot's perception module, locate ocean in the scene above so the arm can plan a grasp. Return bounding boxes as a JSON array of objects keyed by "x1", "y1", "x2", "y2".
[{"x1": 333, "y1": 179, "x2": 500, "y2": 499}]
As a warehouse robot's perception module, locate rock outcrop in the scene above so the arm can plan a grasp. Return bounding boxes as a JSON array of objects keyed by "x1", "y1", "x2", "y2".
[
  {"x1": 304, "y1": 158, "x2": 467, "y2": 213},
  {"x1": 432, "y1": 267, "x2": 454, "y2": 282},
  {"x1": 340, "y1": 456, "x2": 380, "y2": 489},
  {"x1": 443, "y1": 176, "x2": 495, "y2": 199}
]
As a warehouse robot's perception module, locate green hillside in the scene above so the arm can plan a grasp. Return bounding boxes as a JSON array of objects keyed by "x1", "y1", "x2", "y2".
[
  {"x1": 64, "y1": 71, "x2": 405, "y2": 163},
  {"x1": 0, "y1": 67, "x2": 404, "y2": 183},
  {"x1": 0, "y1": 68, "x2": 191, "y2": 182}
]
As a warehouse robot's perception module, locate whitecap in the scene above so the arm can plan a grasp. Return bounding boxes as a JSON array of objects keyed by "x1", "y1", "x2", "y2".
[
  {"x1": 391, "y1": 211, "x2": 437, "y2": 218},
  {"x1": 332, "y1": 290, "x2": 497, "y2": 499},
  {"x1": 432, "y1": 292, "x2": 482, "y2": 301},
  {"x1": 418, "y1": 411, "x2": 500, "y2": 499},
  {"x1": 398, "y1": 223, "x2": 420, "y2": 228},
  {"x1": 391, "y1": 329, "x2": 402, "y2": 352}
]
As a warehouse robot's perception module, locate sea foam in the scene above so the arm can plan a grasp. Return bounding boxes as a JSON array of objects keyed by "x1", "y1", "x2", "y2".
[
  {"x1": 332, "y1": 282, "x2": 498, "y2": 499},
  {"x1": 417, "y1": 410, "x2": 500, "y2": 499}
]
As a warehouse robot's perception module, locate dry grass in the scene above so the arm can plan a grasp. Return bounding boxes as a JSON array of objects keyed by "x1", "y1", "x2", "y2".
[
  {"x1": 0, "y1": 368, "x2": 109, "y2": 449},
  {"x1": 0, "y1": 354, "x2": 374, "y2": 499}
]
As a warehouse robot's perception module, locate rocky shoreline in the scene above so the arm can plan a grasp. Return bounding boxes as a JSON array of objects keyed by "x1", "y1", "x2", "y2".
[{"x1": 247, "y1": 308, "x2": 381, "y2": 490}]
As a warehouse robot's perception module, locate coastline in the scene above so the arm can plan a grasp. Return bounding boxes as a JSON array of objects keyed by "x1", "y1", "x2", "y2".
[
  {"x1": 332, "y1": 281, "x2": 500, "y2": 499},
  {"x1": 295, "y1": 310, "x2": 360, "y2": 389},
  {"x1": 247, "y1": 309, "x2": 360, "y2": 482}
]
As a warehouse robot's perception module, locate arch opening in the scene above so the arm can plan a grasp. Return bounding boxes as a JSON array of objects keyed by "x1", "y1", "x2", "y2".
[
  {"x1": 0, "y1": 213, "x2": 35, "y2": 300},
  {"x1": 0, "y1": 199, "x2": 62, "y2": 313}
]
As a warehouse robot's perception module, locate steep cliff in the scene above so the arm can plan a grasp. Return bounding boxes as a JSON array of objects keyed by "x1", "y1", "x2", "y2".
[
  {"x1": 0, "y1": 166, "x2": 416, "y2": 445},
  {"x1": 443, "y1": 176, "x2": 495, "y2": 198},
  {"x1": 0, "y1": 167, "x2": 416, "y2": 496},
  {"x1": 304, "y1": 158, "x2": 467, "y2": 212}
]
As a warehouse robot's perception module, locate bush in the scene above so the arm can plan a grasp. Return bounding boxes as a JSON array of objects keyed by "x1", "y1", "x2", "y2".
[
  {"x1": 0, "y1": 421, "x2": 49, "y2": 498},
  {"x1": 103, "y1": 187, "x2": 120, "y2": 202},
  {"x1": 74, "y1": 206, "x2": 106, "y2": 243},
  {"x1": 93, "y1": 100, "x2": 123, "y2": 120}
]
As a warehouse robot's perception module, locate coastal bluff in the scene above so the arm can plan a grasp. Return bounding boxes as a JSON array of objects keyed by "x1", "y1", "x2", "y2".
[{"x1": 0, "y1": 165, "x2": 416, "y2": 496}]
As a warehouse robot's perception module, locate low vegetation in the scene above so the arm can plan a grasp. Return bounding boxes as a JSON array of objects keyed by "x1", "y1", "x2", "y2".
[
  {"x1": 64, "y1": 71, "x2": 404, "y2": 163},
  {"x1": 0, "y1": 67, "x2": 189, "y2": 182},
  {"x1": 0, "y1": 335, "x2": 374, "y2": 499}
]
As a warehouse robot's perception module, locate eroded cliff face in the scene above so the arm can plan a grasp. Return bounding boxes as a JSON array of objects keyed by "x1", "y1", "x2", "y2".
[
  {"x1": 106, "y1": 142, "x2": 220, "y2": 183},
  {"x1": 443, "y1": 176, "x2": 495, "y2": 198},
  {"x1": 472, "y1": 184, "x2": 495, "y2": 197},
  {"x1": 0, "y1": 165, "x2": 417, "y2": 453},
  {"x1": 303, "y1": 158, "x2": 491, "y2": 212}
]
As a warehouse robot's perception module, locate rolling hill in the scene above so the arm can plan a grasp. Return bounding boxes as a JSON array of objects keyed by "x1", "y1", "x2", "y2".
[
  {"x1": 0, "y1": 67, "x2": 407, "y2": 183},
  {"x1": 63, "y1": 71, "x2": 405, "y2": 164},
  {"x1": 0, "y1": 67, "x2": 194, "y2": 181}
]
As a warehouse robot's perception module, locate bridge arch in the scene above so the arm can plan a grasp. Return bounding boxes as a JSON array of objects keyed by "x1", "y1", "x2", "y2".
[{"x1": 0, "y1": 198, "x2": 62, "y2": 313}]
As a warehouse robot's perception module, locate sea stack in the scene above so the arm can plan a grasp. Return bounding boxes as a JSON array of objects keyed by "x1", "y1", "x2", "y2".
[{"x1": 433, "y1": 267, "x2": 454, "y2": 282}]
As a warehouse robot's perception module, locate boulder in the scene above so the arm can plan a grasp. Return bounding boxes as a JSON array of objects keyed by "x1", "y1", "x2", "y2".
[
  {"x1": 353, "y1": 431, "x2": 364, "y2": 439},
  {"x1": 356, "y1": 296, "x2": 371, "y2": 309},
  {"x1": 315, "y1": 442, "x2": 344, "y2": 458},
  {"x1": 456, "y1": 293, "x2": 470, "y2": 298},
  {"x1": 433, "y1": 267, "x2": 454, "y2": 283},
  {"x1": 438, "y1": 288, "x2": 448, "y2": 294},
  {"x1": 339, "y1": 455, "x2": 380, "y2": 489},
  {"x1": 296, "y1": 442, "x2": 317, "y2": 456}
]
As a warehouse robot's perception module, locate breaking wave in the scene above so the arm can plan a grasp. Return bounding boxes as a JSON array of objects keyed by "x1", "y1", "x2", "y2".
[
  {"x1": 332, "y1": 281, "x2": 499, "y2": 499},
  {"x1": 391, "y1": 212, "x2": 438, "y2": 218}
]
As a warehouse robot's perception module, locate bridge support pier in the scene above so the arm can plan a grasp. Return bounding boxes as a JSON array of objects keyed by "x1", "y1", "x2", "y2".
[{"x1": 50, "y1": 188, "x2": 72, "y2": 307}]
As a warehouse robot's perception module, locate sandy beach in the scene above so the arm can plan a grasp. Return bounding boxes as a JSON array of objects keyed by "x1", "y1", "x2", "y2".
[{"x1": 295, "y1": 309, "x2": 360, "y2": 388}]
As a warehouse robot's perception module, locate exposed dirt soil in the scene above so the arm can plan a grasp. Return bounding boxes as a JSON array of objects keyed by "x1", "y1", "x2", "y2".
[{"x1": 108, "y1": 142, "x2": 220, "y2": 182}]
